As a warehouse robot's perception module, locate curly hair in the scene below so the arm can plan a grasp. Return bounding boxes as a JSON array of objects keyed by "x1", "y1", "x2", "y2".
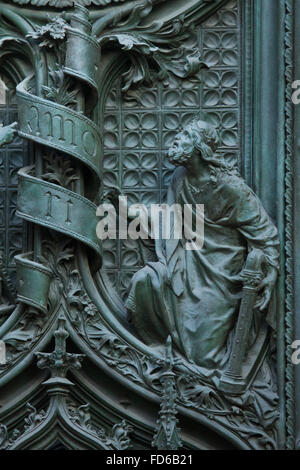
[{"x1": 169, "y1": 118, "x2": 238, "y2": 178}]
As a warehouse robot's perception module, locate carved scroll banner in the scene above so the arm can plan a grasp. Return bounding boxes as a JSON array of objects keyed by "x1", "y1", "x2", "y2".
[
  {"x1": 14, "y1": 253, "x2": 52, "y2": 314},
  {"x1": 17, "y1": 76, "x2": 102, "y2": 183},
  {"x1": 15, "y1": 5, "x2": 102, "y2": 313},
  {"x1": 64, "y1": 7, "x2": 100, "y2": 106},
  {"x1": 17, "y1": 167, "x2": 101, "y2": 256}
]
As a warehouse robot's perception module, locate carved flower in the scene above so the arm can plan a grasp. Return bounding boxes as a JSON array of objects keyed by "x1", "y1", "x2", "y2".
[
  {"x1": 27, "y1": 16, "x2": 68, "y2": 48},
  {"x1": 84, "y1": 302, "x2": 97, "y2": 317}
]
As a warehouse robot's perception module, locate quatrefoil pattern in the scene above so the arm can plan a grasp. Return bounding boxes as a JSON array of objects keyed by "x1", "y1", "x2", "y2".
[
  {"x1": 0, "y1": 101, "x2": 29, "y2": 288},
  {"x1": 102, "y1": 0, "x2": 241, "y2": 301}
]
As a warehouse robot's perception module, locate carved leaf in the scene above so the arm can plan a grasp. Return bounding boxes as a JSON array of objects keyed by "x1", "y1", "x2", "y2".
[
  {"x1": 42, "y1": 153, "x2": 78, "y2": 189},
  {"x1": 100, "y1": 30, "x2": 207, "y2": 92},
  {"x1": 42, "y1": 69, "x2": 79, "y2": 108}
]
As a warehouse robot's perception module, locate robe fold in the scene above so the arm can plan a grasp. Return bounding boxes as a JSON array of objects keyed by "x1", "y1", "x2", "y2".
[{"x1": 126, "y1": 166, "x2": 280, "y2": 369}]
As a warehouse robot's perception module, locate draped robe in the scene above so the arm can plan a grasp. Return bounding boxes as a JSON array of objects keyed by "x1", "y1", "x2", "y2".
[{"x1": 126, "y1": 166, "x2": 280, "y2": 370}]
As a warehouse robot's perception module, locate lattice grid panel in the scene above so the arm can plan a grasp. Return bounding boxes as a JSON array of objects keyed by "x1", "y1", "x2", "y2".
[
  {"x1": 0, "y1": 79, "x2": 29, "y2": 288},
  {"x1": 102, "y1": 0, "x2": 241, "y2": 301}
]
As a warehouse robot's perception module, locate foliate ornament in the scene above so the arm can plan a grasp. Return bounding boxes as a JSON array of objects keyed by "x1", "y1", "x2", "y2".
[
  {"x1": 23, "y1": 403, "x2": 47, "y2": 431},
  {"x1": 26, "y1": 16, "x2": 68, "y2": 49},
  {"x1": 97, "y1": 2, "x2": 208, "y2": 93},
  {"x1": 0, "y1": 424, "x2": 20, "y2": 450},
  {"x1": 0, "y1": 305, "x2": 49, "y2": 370},
  {"x1": 33, "y1": 317, "x2": 132, "y2": 450},
  {"x1": 0, "y1": 234, "x2": 75, "y2": 374},
  {"x1": 68, "y1": 403, "x2": 133, "y2": 450},
  {"x1": 102, "y1": 35, "x2": 208, "y2": 92},
  {"x1": 0, "y1": 403, "x2": 47, "y2": 450},
  {"x1": 64, "y1": 267, "x2": 278, "y2": 449},
  {"x1": 42, "y1": 68, "x2": 79, "y2": 109},
  {"x1": 35, "y1": 315, "x2": 85, "y2": 380},
  {"x1": 64, "y1": 268, "x2": 166, "y2": 391},
  {"x1": 152, "y1": 336, "x2": 182, "y2": 451},
  {"x1": 15, "y1": 4, "x2": 102, "y2": 316},
  {"x1": 0, "y1": 318, "x2": 132, "y2": 450}
]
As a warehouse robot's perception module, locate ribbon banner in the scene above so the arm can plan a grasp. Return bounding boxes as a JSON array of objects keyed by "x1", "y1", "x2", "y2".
[
  {"x1": 17, "y1": 76, "x2": 102, "y2": 183},
  {"x1": 17, "y1": 167, "x2": 102, "y2": 257},
  {"x1": 64, "y1": 8, "x2": 100, "y2": 107},
  {"x1": 14, "y1": 253, "x2": 53, "y2": 314},
  {"x1": 15, "y1": 5, "x2": 102, "y2": 312}
]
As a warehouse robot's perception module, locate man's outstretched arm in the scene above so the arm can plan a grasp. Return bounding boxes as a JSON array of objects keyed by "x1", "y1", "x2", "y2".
[{"x1": 0, "y1": 122, "x2": 17, "y2": 147}]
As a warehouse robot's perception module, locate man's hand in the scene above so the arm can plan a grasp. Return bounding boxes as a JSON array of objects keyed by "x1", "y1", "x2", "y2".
[
  {"x1": 0, "y1": 122, "x2": 17, "y2": 147},
  {"x1": 255, "y1": 266, "x2": 278, "y2": 311}
]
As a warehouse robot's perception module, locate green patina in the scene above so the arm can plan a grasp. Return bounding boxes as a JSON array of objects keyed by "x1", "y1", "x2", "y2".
[{"x1": 0, "y1": 0, "x2": 296, "y2": 451}]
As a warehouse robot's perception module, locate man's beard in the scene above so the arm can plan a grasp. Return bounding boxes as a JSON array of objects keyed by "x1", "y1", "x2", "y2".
[{"x1": 168, "y1": 147, "x2": 191, "y2": 166}]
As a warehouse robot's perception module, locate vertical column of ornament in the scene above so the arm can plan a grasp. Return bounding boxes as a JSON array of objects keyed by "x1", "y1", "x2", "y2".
[
  {"x1": 35, "y1": 315, "x2": 85, "y2": 390},
  {"x1": 64, "y1": 4, "x2": 99, "y2": 117},
  {"x1": 219, "y1": 249, "x2": 264, "y2": 395},
  {"x1": 14, "y1": 22, "x2": 55, "y2": 313},
  {"x1": 63, "y1": 4, "x2": 101, "y2": 272},
  {"x1": 15, "y1": 6, "x2": 102, "y2": 314},
  {"x1": 14, "y1": 15, "x2": 54, "y2": 314},
  {"x1": 152, "y1": 336, "x2": 182, "y2": 450}
]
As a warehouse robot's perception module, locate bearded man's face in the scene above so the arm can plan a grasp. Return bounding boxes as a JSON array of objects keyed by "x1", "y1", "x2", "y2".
[{"x1": 168, "y1": 129, "x2": 195, "y2": 166}]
